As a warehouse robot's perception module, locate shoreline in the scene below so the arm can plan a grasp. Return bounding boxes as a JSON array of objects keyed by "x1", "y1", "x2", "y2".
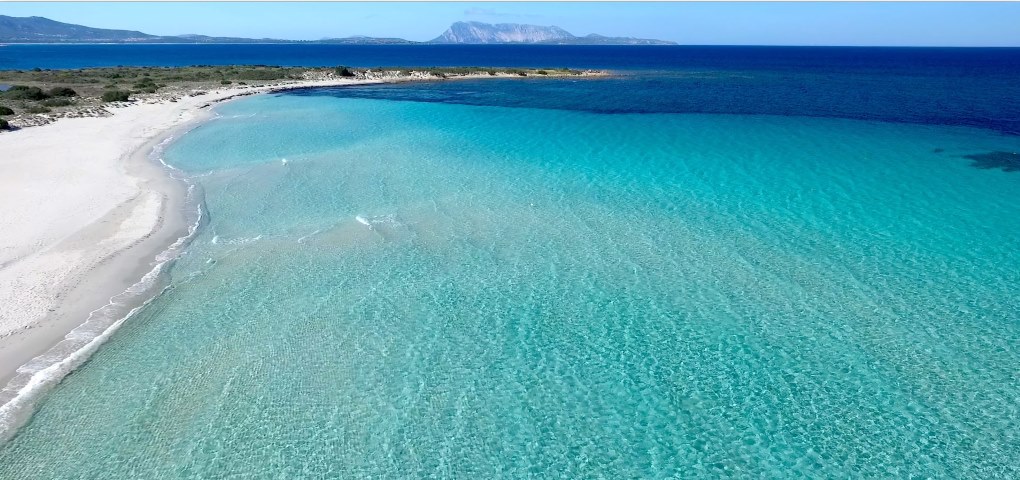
[{"x1": 0, "y1": 74, "x2": 514, "y2": 437}]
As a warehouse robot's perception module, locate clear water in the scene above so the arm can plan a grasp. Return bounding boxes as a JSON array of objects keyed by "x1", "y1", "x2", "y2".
[{"x1": 2, "y1": 77, "x2": 1020, "y2": 476}]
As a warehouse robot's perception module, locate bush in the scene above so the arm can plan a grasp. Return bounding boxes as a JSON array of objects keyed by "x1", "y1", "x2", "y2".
[
  {"x1": 0, "y1": 106, "x2": 13, "y2": 115},
  {"x1": 133, "y1": 78, "x2": 158, "y2": 91},
  {"x1": 101, "y1": 90, "x2": 132, "y2": 102},
  {"x1": 220, "y1": 80, "x2": 232, "y2": 85},
  {"x1": 536, "y1": 70, "x2": 549, "y2": 75},
  {"x1": 335, "y1": 66, "x2": 355, "y2": 77},
  {"x1": 2, "y1": 86, "x2": 49, "y2": 101},
  {"x1": 25, "y1": 105, "x2": 51, "y2": 114},
  {"x1": 0, "y1": 118, "x2": 9, "y2": 130},
  {"x1": 487, "y1": 70, "x2": 497, "y2": 76},
  {"x1": 48, "y1": 87, "x2": 77, "y2": 97},
  {"x1": 41, "y1": 98, "x2": 73, "y2": 107}
]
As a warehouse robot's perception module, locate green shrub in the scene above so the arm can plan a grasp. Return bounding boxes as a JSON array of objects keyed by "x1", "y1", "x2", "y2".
[
  {"x1": 0, "y1": 118, "x2": 9, "y2": 130},
  {"x1": 133, "y1": 78, "x2": 158, "y2": 91},
  {"x1": 2, "y1": 86, "x2": 49, "y2": 101},
  {"x1": 487, "y1": 70, "x2": 497, "y2": 76},
  {"x1": 536, "y1": 70, "x2": 549, "y2": 75},
  {"x1": 335, "y1": 66, "x2": 355, "y2": 77},
  {"x1": 25, "y1": 105, "x2": 51, "y2": 114},
  {"x1": 220, "y1": 80, "x2": 232, "y2": 85},
  {"x1": 0, "y1": 106, "x2": 13, "y2": 115},
  {"x1": 41, "y1": 98, "x2": 73, "y2": 107},
  {"x1": 101, "y1": 90, "x2": 132, "y2": 102},
  {"x1": 48, "y1": 87, "x2": 77, "y2": 97}
]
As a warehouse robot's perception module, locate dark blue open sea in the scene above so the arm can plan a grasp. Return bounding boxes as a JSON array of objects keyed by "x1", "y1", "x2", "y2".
[{"x1": 1, "y1": 45, "x2": 1019, "y2": 477}]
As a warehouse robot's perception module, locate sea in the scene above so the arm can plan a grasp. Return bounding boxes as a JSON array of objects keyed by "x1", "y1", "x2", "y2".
[{"x1": 0, "y1": 45, "x2": 1019, "y2": 478}]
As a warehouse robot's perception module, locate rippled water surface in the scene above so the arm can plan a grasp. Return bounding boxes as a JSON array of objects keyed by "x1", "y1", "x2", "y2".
[{"x1": 1, "y1": 78, "x2": 1019, "y2": 477}]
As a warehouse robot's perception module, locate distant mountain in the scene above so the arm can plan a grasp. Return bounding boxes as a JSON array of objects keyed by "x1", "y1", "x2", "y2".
[
  {"x1": 432, "y1": 21, "x2": 573, "y2": 44},
  {"x1": 0, "y1": 16, "x2": 675, "y2": 46},
  {"x1": 431, "y1": 21, "x2": 675, "y2": 45},
  {"x1": 0, "y1": 15, "x2": 157, "y2": 43}
]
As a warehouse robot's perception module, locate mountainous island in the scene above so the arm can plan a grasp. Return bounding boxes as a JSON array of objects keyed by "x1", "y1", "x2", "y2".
[
  {"x1": 431, "y1": 22, "x2": 674, "y2": 45},
  {"x1": 0, "y1": 16, "x2": 675, "y2": 45}
]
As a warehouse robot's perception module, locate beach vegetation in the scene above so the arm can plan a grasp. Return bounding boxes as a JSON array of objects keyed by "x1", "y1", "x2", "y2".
[
  {"x1": 25, "y1": 105, "x2": 51, "y2": 114},
  {"x1": 335, "y1": 66, "x2": 356, "y2": 77},
  {"x1": 0, "y1": 106, "x2": 14, "y2": 115},
  {"x1": 220, "y1": 80, "x2": 232, "y2": 85},
  {"x1": 2, "y1": 86, "x2": 49, "y2": 101},
  {"x1": 537, "y1": 70, "x2": 549, "y2": 75},
  {"x1": 48, "y1": 87, "x2": 78, "y2": 97},
  {"x1": 132, "y1": 77, "x2": 160, "y2": 93},
  {"x1": 41, "y1": 98, "x2": 73, "y2": 107},
  {"x1": 101, "y1": 90, "x2": 132, "y2": 102},
  {"x1": 0, "y1": 118, "x2": 9, "y2": 130}
]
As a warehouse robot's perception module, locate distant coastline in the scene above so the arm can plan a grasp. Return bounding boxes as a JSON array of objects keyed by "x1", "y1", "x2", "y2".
[{"x1": 0, "y1": 16, "x2": 676, "y2": 45}]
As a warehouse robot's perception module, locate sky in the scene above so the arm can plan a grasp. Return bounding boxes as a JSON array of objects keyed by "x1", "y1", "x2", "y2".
[{"x1": 2, "y1": 2, "x2": 1019, "y2": 47}]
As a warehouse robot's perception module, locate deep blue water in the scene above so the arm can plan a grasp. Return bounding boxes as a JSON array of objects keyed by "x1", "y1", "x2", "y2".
[{"x1": 3, "y1": 45, "x2": 1019, "y2": 134}]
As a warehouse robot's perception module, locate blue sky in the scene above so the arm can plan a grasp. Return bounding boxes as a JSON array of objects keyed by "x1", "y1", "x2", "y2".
[{"x1": 2, "y1": 2, "x2": 1019, "y2": 46}]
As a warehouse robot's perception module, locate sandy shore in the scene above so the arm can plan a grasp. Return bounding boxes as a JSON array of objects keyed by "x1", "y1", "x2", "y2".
[{"x1": 0, "y1": 77, "x2": 391, "y2": 395}]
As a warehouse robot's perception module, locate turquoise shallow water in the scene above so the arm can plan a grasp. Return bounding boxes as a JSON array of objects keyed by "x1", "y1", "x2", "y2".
[{"x1": 2, "y1": 91, "x2": 1020, "y2": 477}]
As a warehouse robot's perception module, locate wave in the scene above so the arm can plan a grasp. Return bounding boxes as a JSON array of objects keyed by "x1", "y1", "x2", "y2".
[
  {"x1": 355, "y1": 215, "x2": 373, "y2": 229},
  {"x1": 0, "y1": 140, "x2": 205, "y2": 445},
  {"x1": 297, "y1": 229, "x2": 321, "y2": 244},
  {"x1": 212, "y1": 235, "x2": 262, "y2": 246}
]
